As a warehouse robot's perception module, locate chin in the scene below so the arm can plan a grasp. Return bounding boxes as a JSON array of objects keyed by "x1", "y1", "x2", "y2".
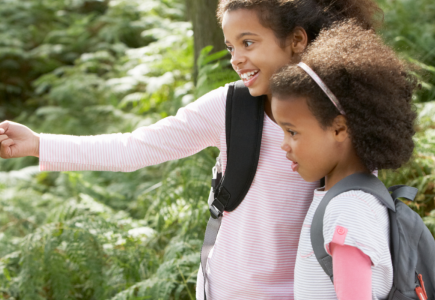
[
  {"x1": 299, "y1": 172, "x2": 321, "y2": 183},
  {"x1": 247, "y1": 86, "x2": 266, "y2": 97}
]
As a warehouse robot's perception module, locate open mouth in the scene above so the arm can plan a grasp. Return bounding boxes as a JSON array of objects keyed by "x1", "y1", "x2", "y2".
[
  {"x1": 285, "y1": 153, "x2": 299, "y2": 171},
  {"x1": 290, "y1": 161, "x2": 299, "y2": 172},
  {"x1": 240, "y1": 70, "x2": 259, "y2": 82}
]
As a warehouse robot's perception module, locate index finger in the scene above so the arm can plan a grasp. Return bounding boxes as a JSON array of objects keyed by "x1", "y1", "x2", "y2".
[{"x1": 0, "y1": 121, "x2": 10, "y2": 134}]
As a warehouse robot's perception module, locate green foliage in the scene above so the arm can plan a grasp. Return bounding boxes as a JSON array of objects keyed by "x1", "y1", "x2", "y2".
[
  {"x1": 378, "y1": 0, "x2": 435, "y2": 103},
  {"x1": 0, "y1": 9, "x2": 228, "y2": 292},
  {"x1": 0, "y1": 147, "x2": 218, "y2": 299},
  {"x1": 195, "y1": 46, "x2": 238, "y2": 98},
  {"x1": 1, "y1": 0, "x2": 435, "y2": 299},
  {"x1": 0, "y1": 0, "x2": 194, "y2": 171},
  {"x1": 379, "y1": 101, "x2": 435, "y2": 234},
  {"x1": 376, "y1": 0, "x2": 435, "y2": 235},
  {"x1": 0, "y1": 0, "x2": 215, "y2": 298}
]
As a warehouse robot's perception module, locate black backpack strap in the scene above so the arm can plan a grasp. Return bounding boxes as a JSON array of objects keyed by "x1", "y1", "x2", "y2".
[
  {"x1": 210, "y1": 80, "x2": 265, "y2": 214},
  {"x1": 201, "y1": 81, "x2": 265, "y2": 299},
  {"x1": 310, "y1": 173, "x2": 395, "y2": 282}
]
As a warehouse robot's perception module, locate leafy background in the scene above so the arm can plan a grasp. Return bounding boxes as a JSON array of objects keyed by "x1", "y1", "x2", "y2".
[{"x1": 0, "y1": 0, "x2": 434, "y2": 299}]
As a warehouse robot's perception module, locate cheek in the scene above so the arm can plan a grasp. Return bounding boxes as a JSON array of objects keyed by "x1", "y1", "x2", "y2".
[
  {"x1": 292, "y1": 141, "x2": 305, "y2": 158},
  {"x1": 258, "y1": 48, "x2": 284, "y2": 72},
  {"x1": 294, "y1": 138, "x2": 318, "y2": 161},
  {"x1": 269, "y1": 49, "x2": 292, "y2": 70},
  {"x1": 303, "y1": 139, "x2": 336, "y2": 170}
]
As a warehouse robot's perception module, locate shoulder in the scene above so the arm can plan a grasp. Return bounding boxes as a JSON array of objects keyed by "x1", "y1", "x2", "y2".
[
  {"x1": 326, "y1": 190, "x2": 388, "y2": 221},
  {"x1": 323, "y1": 190, "x2": 390, "y2": 266},
  {"x1": 190, "y1": 84, "x2": 230, "y2": 109},
  {"x1": 323, "y1": 190, "x2": 390, "y2": 245},
  {"x1": 178, "y1": 84, "x2": 230, "y2": 126}
]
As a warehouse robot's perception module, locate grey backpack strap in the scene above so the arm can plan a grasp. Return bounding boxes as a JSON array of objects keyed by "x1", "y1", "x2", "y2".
[
  {"x1": 388, "y1": 185, "x2": 418, "y2": 202},
  {"x1": 310, "y1": 173, "x2": 396, "y2": 282},
  {"x1": 201, "y1": 81, "x2": 265, "y2": 299},
  {"x1": 201, "y1": 215, "x2": 222, "y2": 299}
]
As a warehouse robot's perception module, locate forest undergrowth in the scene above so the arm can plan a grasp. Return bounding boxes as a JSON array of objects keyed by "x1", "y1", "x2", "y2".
[{"x1": 0, "y1": 0, "x2": 434, "y2": 299}]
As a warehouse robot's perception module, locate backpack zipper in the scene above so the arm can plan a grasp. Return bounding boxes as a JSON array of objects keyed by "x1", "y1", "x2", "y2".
[{"x1": 415, "y1": 272, "x2": 428, "y2": 300}]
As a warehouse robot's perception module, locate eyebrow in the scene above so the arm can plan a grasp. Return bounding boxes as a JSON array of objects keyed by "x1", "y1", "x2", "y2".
[
  {"x1": 280, "y1": 122, "x2": 296, "y2": 127},
  {"x1": 225, "y1": 32, "x2": 259, "y2": 43}
]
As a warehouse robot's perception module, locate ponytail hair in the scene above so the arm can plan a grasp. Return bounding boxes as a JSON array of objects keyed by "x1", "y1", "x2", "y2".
[{"x1": 217, "y1": 0, "x2": 383, "y2": 44}]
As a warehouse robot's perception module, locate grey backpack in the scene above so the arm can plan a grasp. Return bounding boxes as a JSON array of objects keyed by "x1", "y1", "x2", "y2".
[{"x1": 311, "y1": 173, "x2": 435, "y2": 300}]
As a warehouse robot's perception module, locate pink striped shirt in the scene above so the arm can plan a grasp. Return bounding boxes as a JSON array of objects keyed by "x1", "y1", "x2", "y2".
[{"x1": 39, "y1": 85, "x2": 319, "y2": 299}]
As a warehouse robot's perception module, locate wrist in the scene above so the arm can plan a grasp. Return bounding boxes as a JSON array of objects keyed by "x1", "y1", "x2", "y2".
[{"x1": 34, "y1": 133, "x2": 40, "y2": 158}]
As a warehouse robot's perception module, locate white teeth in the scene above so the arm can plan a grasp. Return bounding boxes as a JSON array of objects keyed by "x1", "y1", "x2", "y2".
[{"x1": 240, "y1": 70, "x2": 258, "y2": 80}]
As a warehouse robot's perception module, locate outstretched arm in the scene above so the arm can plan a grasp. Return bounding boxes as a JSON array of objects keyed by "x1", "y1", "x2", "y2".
[{"x1": 1, "y1": 87, "x2": 227, "y2": 172}]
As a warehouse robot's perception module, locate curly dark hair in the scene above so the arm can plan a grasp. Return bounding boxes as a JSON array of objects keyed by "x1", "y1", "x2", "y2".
[
  {"x1": 217, "y1": 0, "x2": 383, "y2": 45},
  {"x1": 270, "y1": 20, "x2": 418, "y2": 172}
]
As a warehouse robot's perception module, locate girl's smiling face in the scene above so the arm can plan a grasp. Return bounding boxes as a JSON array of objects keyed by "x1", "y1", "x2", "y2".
[
  {"x1": 272, "y1": 95, "x2": 342, "y2": 183},
  {"x1": 222, "y1": 9, "x2": 294, "y2": 97}
]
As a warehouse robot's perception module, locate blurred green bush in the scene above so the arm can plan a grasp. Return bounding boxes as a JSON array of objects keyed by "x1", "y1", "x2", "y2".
[
  {"x1": 377, "y1": 0, "x2": 435, "y2": 233},
  {"x1": 0, "y1": 0, "x2": 434, "y2": 299}
]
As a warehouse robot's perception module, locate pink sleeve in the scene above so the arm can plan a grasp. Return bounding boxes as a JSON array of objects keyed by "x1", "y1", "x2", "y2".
[
  {"x1": 39, "y1": 87, "x2": 227, "y2": 172},
  {"x1": 330, "y1": 242, "x2": 372, "y2": 300}
]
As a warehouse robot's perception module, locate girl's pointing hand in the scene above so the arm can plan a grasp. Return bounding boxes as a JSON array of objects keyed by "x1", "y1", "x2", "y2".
[{"x1": 0, "y1": 121, "x2": 40, "y2": 158}]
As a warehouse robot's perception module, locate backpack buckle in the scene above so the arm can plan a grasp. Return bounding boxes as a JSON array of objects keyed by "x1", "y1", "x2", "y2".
[
  {"x1": 211, "y1": 166, "x2": 222, "y2": 192},
  {"x1": 208, "y1": 155, "x2": 229, "y2": 220},
  {"x1": 209, "y1": 195, "x2": 225, "y2": 219},
  {"x1": 209, "y1": 204, "x2": 222, "y2": 219}
]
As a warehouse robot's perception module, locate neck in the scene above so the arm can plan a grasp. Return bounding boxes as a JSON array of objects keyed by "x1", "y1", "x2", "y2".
[
  {"x1": 324, "y1": 148, "x2": 370, "y2": 191},
  {"x1": 264, "y1": 93, "x2": 276, "y2": 123}
]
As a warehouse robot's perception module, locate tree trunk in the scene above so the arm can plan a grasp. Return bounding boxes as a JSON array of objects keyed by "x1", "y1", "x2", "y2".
[{"x1": 185, "y1": 0, "x2": 225, "y2": 81}]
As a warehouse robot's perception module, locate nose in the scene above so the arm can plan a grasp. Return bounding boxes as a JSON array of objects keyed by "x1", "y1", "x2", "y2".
[
  {"x1": 281, "y1": 140, "x2": 291, "y2": 152},
  {"x1": 230, "y1": 49, "x2": 246, "y2": 69}
]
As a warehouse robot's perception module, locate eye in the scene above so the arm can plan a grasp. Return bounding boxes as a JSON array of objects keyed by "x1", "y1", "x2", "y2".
[
  {"x1": 244, "y1": 41, "x2": 253, "y2": 47},
  {"x1": 226, "y1": 45, "x2": 233, "y2": 53},
  {"x1": 287, "y1": 129, "x2": 297, "y2": 136}
]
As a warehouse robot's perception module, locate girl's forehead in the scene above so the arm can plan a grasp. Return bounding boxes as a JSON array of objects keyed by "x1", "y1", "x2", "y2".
[{"x1": 222, "y1": 9, "x2": 271, "y2": 39}]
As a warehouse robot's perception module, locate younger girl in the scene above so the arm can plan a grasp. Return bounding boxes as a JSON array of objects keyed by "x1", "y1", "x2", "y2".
[
  {"x1": 0, "y1": 1, "x2": 382, "y2": 299},
  {"x1": 270, "y1": 21, "x2": 417, "y2": 299}
]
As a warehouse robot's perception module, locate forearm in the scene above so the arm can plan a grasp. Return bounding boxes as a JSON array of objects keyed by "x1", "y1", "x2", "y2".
[
  {"x1": 39, "y1": 120, "x2": 220, "y2": 172},
  {"x1": 40, "y1": 127, "x2": 216, "y2": 172},
  {"x1": 39, "y1": 88, "x2": 226, "y2": 172},
  {"x1": 40, "y1": 131, "x2": 155, "y2": 172}
]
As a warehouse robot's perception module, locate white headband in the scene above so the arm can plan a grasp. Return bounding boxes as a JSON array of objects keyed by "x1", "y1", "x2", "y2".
[{"x1": 297, "y1": 62, "x2": 345, "y2": 115}]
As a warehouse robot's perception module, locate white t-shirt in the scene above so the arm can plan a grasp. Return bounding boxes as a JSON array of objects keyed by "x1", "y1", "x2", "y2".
[{"x1": 294, "y1": 189, "x2": 393, "y2": 299}]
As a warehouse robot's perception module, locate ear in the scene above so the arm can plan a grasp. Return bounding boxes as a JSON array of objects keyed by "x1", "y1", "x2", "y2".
[
  {"x1": 289, "y1": 27, "x2": 308, "y2": 60},
  {"x1": 330, "y1": 115, "x2": 349, "y2": 142}
]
